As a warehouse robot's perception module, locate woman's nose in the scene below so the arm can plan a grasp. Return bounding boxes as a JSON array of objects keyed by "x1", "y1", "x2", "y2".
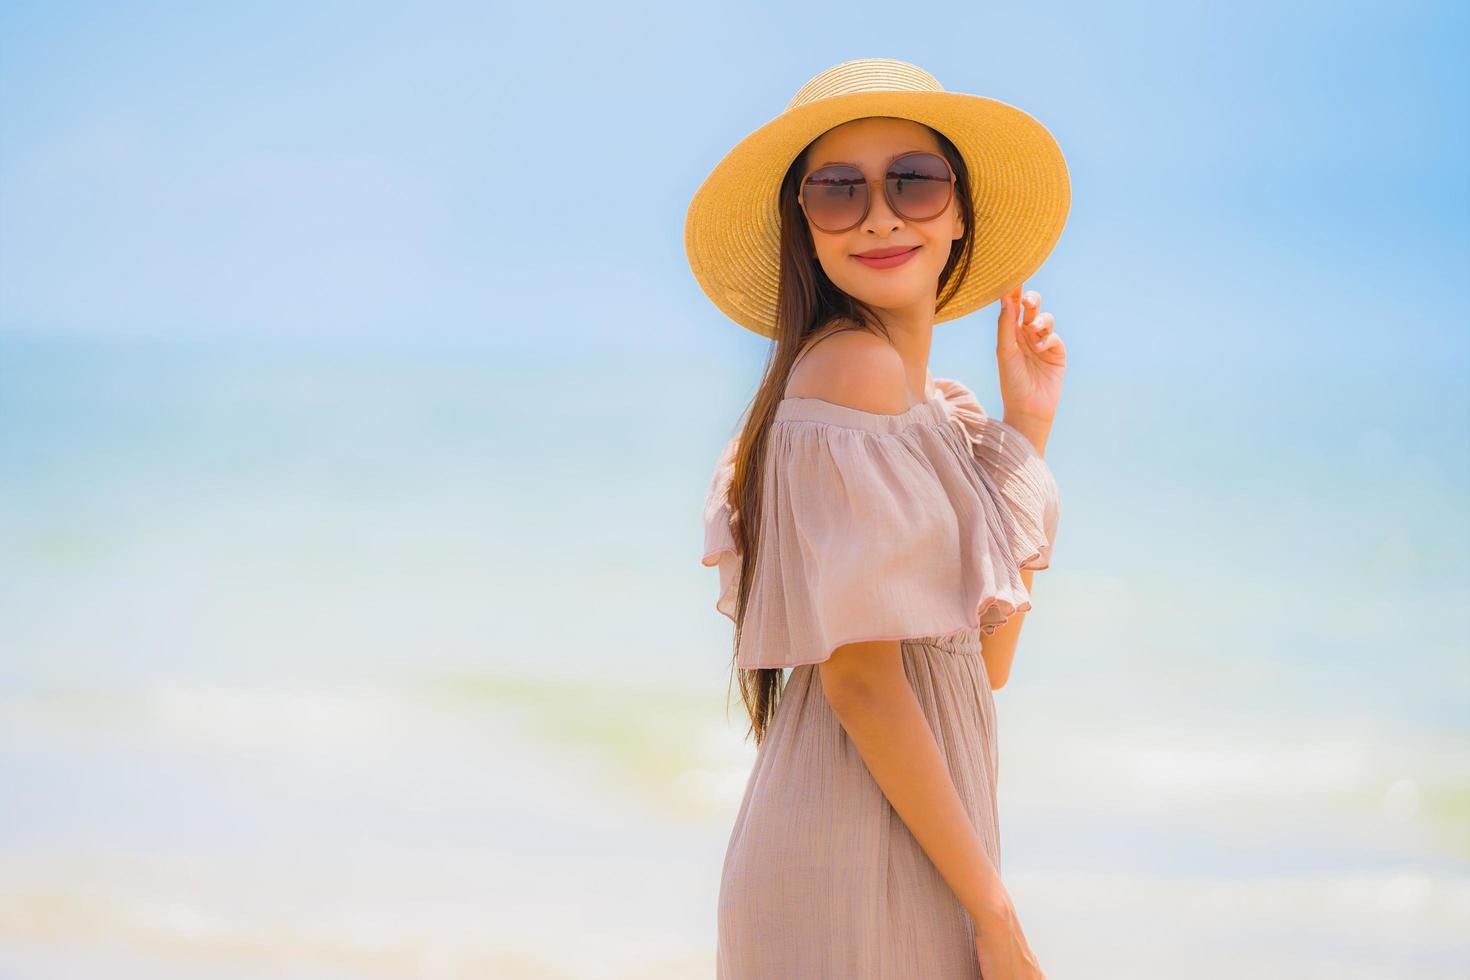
[{"x1": 860, "y1": 186, "x2": 903, "y2": 233}]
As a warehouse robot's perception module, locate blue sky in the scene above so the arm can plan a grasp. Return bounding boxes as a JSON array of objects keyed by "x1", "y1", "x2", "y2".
[{"x1": 2, "y1": 1, "x2": 1465, "y2": 357}]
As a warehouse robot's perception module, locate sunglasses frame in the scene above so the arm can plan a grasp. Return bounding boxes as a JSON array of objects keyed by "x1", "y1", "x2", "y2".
[{"x1": 798, "y1": 150, "x2": 956, "y2": 234}]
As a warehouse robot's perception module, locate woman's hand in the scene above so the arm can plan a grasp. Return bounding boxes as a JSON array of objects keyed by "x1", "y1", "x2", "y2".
[
  {"x1": 973, "y1": 885, "x2": 1047, "y2": 979},
  {"x1": 996, "y1": 282, "x2": 1065, "y2": 425}
]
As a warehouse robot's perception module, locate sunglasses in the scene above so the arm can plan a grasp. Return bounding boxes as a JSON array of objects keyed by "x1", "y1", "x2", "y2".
[{"x1": 799, "y1": 151, "x2": 956, "y2": 234}]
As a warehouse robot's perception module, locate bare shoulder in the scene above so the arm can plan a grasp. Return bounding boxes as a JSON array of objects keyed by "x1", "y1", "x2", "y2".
[{"x1": 785, "y1": 324, "x2": 911, "y2": 415}]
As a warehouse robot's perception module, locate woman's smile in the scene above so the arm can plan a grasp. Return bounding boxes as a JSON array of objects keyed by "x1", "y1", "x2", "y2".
[{"x1": 851, "y1": 244, "x2": 921, "y2": 269}]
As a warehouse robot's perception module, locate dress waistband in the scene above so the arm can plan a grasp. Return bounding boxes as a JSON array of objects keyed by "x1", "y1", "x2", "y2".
[{"x1": 900, "y1": 628, "x2": 982, "y2": 657}]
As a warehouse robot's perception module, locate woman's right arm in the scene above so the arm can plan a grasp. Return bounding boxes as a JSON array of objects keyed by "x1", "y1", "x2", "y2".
[
  {"x1": 818, "y1": 641, "x2": 1003, "y2": 920},
  {"x1": 821, "y1": 643, "x2": 1046, "y2": 978}
]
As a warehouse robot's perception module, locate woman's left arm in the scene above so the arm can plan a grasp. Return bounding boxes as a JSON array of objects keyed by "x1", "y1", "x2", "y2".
[{"x1": 982, "y1": 285, "x2": 1064, "y2": 689}]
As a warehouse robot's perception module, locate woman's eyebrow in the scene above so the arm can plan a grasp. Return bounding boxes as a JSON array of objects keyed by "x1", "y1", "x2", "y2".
[{"x1": 812, "y1": 150, "x2": 929, "y2": 168}]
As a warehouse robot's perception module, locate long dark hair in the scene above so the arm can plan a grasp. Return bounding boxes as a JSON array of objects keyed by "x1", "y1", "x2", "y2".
[{"x1": 724, "y1": 121, "x2": 978, "y2": 745}]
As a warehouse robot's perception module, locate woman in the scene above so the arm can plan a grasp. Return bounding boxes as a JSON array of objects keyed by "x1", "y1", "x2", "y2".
[{"x1": 688, "y1": 58, "x2": 1070, "y2": 979}]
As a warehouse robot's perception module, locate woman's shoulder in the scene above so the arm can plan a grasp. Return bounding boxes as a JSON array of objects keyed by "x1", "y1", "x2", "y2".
[{"x1": 784, "y1": 322, "x2": 913, "y2": 415}]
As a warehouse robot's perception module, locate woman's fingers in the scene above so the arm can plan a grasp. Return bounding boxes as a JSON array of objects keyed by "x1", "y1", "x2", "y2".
[
  {"x1": 997, "y1": 284, "x2": 1023, "y2": 350},
  {"x1": 1034, "y1": 331, "x2": 1065, "y2": 362},
  {"x1": 1021, "y1": 290, "x2": 1041, "y2": 324},
  {"x1": 1014, "y1": 290, "x2": 1053, "y2": 353},
  {"x1": 1000, "y1": 285, "x2": 1060, "y2": 362},
  {"x1": 1025, "y1": 311, "x2": 1055, "y2": 344}
]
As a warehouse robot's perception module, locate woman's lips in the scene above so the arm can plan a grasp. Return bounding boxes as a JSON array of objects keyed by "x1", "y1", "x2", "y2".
[{"x1": 852, "y1": 245, "x2": 920, "y2": 269}]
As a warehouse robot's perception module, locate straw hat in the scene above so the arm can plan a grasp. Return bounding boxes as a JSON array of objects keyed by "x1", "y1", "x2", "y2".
[{"x1": 684, "y1": 58, "x2": 1071, "y2": 339}]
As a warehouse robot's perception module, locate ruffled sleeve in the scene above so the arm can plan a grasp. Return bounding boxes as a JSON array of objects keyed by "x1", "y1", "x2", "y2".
[
  {"x1": 933, "y1": 376, "x2": 1060, "y2": 572},
  {"x1": 700, "y1": 435, "x2": 742, "y2": 624},
  {"x1": 700, "y1": 395, "x2": 1042, "y2": 670}
]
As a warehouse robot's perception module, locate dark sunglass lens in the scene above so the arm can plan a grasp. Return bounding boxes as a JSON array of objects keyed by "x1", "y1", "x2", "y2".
[
  {"x1": 887, "y1": 153, "x2": 952, "y2": 220},
  {"x1": 803, "y1": 164, "x2": 867, "y2": 231}
]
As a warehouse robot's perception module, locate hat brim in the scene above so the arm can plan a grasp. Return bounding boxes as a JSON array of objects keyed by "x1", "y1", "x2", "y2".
[{"x1": 685, "y1": 90, "x2": 1071, "y2": 339}]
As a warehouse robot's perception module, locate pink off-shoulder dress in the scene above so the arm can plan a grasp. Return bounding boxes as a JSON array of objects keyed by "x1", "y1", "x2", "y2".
[{"x1": 701, "y1": 376, "x2": 1061, "y2": 980}]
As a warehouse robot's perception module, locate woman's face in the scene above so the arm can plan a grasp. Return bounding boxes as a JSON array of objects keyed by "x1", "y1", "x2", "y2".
[{"x1": 798, "y1": 116, "x2": 965, "y2": 317}]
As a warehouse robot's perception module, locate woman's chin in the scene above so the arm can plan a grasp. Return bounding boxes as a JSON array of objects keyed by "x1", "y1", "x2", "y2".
[{"x1": 840, "y1": 283, "x2": 931, "y2": 311}]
